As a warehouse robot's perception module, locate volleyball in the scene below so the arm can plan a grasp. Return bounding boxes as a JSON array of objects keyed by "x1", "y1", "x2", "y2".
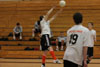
[{"x1": 59, "y1": 0, "x2": 66, "y2": 7}]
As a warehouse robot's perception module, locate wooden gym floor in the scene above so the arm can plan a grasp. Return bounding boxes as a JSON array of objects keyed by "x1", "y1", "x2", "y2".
[{"x1": 0, "y1": 59, "x2": 100, "y2": 67}]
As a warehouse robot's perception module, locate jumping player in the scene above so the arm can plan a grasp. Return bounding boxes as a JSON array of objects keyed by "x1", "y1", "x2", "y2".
[
  {"x1": 63, "y1": 13, "x2": 90, "y2": 67},
  {"x1": 87, "y1": 22, "x2": 96, "y2": 64},
  {"x1": 40, "y1": 6, "x2": 63, "y2": 67}
]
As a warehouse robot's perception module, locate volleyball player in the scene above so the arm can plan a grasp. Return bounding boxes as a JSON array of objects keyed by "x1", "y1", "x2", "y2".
[
  {"x1": 40, "y1": 6, "x2": 63, "y2": 67},
  {"x1": 87, "y1": 22, "x2": 96, "y2": 64},
  {"x1": 63, "y1": 13, "x2": 90, "y2": 67}
]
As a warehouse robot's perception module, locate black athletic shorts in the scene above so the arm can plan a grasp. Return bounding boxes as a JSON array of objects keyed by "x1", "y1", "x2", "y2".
[
  {"x1": 34, "y1": 29, "x2": 41, "y2": 33},
  {"x1": 15, "y1": 33, "x2": 20, "y2": 37},
  {"x1": 40, "y1": 34, "x2": 51, "y2": 51},
  {"x1": 87, "y1": 47, "x2": 94, "y2": 57},
  {"x1": 64, "y1": 60, "x2": 78, "y2": 67},
  {"x1": 58, "y1": 42, "x2": 66, "y2": 47}
]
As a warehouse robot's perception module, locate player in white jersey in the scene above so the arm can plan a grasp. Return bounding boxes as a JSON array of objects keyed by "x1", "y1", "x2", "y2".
[
  {"x1": 63, "y1": 13, "x2": 90, "y2": 67},
  {"x1": 87, "y1": 22, "x2": 96, "y2": 64},
  {"x1": 40, "y1": 7, "x2": 63, "y2": 67}
]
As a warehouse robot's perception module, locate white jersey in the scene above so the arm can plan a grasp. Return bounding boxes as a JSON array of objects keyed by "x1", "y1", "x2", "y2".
[
  {"x1": 63, "y1": 25, "x2": 90, "y2": 66},
  {"x1": 88, "y1": 29, "x2": 96, "y2": 47},
  {"x1": 40, "y1": 19, "x2": 51, "y2": 36}
]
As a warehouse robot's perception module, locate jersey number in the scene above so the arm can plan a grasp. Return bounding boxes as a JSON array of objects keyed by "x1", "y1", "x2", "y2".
[{"x1": 69, "y1": 34, "x2": 78, "y2": 45}]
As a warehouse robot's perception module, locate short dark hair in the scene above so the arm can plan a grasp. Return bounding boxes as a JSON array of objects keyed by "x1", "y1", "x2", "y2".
[
  {"x1": 40, "y1": 16, "x2": 44, "y2": 21},
  {"x1": 73, "y1": 13, "x2": 83, "y2": 25},
  {"x1": 16, "y1": 22, "x2": 20, "y2": 25},
  {"x1": 88, "y1": 22, "x2": 94, "y2": 26}
]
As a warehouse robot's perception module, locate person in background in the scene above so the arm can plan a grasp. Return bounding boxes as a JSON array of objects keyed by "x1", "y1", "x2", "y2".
[
  {"x1": 13, "y1": 22, "x2": 22, "y2": 40},
  {"x1": 40, "y1": 6, "x2": 63, "y2": 67},
  {"x1": 87, "y1": 22, "x2": 96, "y2": 64},
  {"x1": 56, "y1": 32, "x2": 66, "y2": 51},
  {"x1": 32, "y1": 20, "x2": 41, "y2": 38}
]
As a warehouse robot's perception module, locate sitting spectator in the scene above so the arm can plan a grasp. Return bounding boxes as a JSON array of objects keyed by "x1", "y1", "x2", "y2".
[
  {"x1": 32, "y1": 21, "x2": 41, "y2": 38},
  {"x1": 13, "y1": 22, "x2": 22, "y2": 40},
  {"x1": 56, "y1": 32, "x2": 67, "y2": 51}
]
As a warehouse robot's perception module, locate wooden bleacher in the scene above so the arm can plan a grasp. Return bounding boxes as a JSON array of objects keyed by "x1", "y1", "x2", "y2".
[
  {"x1": 0, "y1": 0, "x2": 100, "y2": 59},
  {"x1": 0, "y1": 46, "x2": 100, "y2": 59}
]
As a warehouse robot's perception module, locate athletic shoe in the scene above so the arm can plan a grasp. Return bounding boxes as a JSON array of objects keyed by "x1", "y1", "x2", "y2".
[
  {"x1": 13, "y1": 36, "x2": 16, "y2": 40},
  {"x1": 53, "y1": 59, "x2": 62, "y2": 64},
  {"x1": 61, "y1": 46, "x2": 64, "y2": 51},
  {"x1": 41, "y1": 65, "x2": 45, "y2": 67},
  {"x1": 56, "y1": 48, "x2": 59, "y2": 51},
  {"x1": 56, "y1": 46, "x2": 59, "y2": 51},
  {"x1": 20, "y1": 36, "x2": 22, "y2": 40},
  {"x1": 61, "y1": 48, "x2": 64, "y2": 51}
]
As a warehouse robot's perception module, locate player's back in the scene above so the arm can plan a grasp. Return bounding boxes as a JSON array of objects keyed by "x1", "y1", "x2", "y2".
[
  {"x1": 67, "y1": 25, "x2": 89, "y2": 47},
  {"x1": 63, "y1": 24, "x2": 89, "y2": 65}
]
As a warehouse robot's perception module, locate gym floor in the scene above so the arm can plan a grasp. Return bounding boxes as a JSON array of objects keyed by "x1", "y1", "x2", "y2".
[{"x1": 0, "y1": 59, "x2": 100, "y2": 67}]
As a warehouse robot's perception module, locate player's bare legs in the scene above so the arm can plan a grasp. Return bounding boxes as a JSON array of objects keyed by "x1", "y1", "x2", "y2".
[
  {"x1": 56, "y1": 39, "x2": 59, "y2": 51},
  {"x1": 41, "y1": 47, "x2": 61, "y2": 67},
  {"x1": 56, "y1": 40, "x2": 64, "y2": 51},
  {"x1": 41, "y1": 51, "x2": 48, "y2": 67},
  {"x1": 19, "y1": 33, "x2": 22, "y2": 40},
  {"x1": 48, "y1": 47, "x2": 62, "y2": 64},
  {"x1": 88, "y1": 56, "x2": 93, "y2": 61},
  {"x1": 32, "y1": 29, "x2": 35, "y2": 38},
  {"x1": 87, "y1": 56, "x2": 93, "y2": 64},
  {"x1": 13, "y1": 32, "x2": 16, "y2": 40},
  {"x1": 61, "y1": 40, "x2": 64, "y2": 51}
]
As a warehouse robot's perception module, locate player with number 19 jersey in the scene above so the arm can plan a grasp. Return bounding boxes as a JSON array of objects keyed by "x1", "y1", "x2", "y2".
[{"x1": 63, "y1": 25, "x2": 90, "y2": 66}]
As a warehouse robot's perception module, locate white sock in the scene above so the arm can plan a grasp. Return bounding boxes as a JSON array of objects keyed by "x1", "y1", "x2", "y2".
[
  {"x1": 20, "y1": 36, "x2": 22, "y2": 39},
  {"x1": 13, "y1": 36, "x2": 16, "y2": 40},
  {"x1": 40, "y1": 46, "x2": 42, "y2": 50},
  {"x1": 56, "y1": 46, "x2": 59, "y2": 51},
  {"x1": 32, "y1": 33, "x2": 35, "y2": 37},
  {"x1": 61, "y1": 46, "x2": 64, "y2": 50}
]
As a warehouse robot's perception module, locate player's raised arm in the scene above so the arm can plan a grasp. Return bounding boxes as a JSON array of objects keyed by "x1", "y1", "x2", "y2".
[
  {"x1": 49, "y1": 8, "x2": 63, "y2": 22},
  {"x1": 44, "y1": 6, "x2": 55, "y2": 21}
]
